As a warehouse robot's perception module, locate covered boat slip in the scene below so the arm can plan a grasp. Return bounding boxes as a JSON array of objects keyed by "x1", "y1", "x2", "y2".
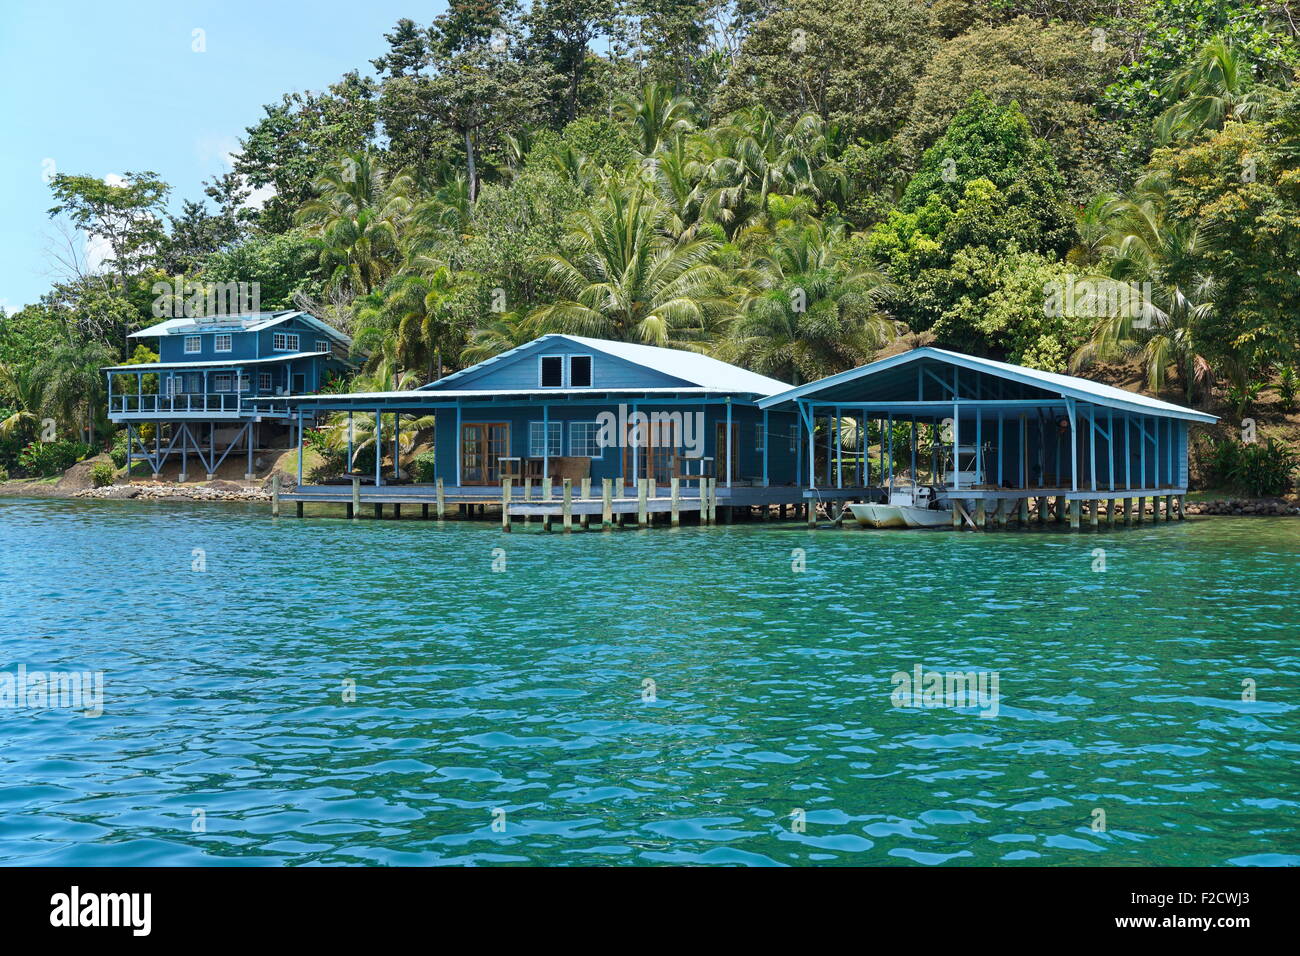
[{"x1": 758, "y1": 347, "x2": 1218, "y2": 531}]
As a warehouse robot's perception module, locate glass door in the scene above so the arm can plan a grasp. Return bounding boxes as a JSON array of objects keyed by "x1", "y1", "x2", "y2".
[{"x1": 461, "y1": 423, "x2": 510, "y2": 485}]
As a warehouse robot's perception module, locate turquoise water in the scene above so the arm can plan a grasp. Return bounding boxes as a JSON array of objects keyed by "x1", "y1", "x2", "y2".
[{"x1": 0, "y1": 497, "x2": 1296, "y2": 866}]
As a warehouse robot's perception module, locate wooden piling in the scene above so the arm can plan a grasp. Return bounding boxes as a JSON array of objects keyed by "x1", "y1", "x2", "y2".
[
  {"x1": 1055, "y1": 495, "x2": 1066, "y2": 524},
  {"x1": 374, "y1": 503, "x2": 382, "y2": 519},
  {"x1": 1068, "y1": 499, "x2": 1080, "y2": 530},
  {"x1": 435, "y1": 478, "x2": 446, "y2": 518},
  {"x1": 295, "y1": 500, "x2": 304, "y2": 518},
  {"x1": 1037, "y1": 496, "x2": 1047, "y2": 524},
  {"x1": 1018, "y1": 498, "x2": 1029, "y2": 526},
  {"x1": 271, "y1": 474, "x2": 281, "y2": 517},
  {"x1": 580, "y1": 478, "x2": 590, "y2": 529},
  {"x1": 670, "y1": 477, "x2": 680, "y2": 527},
  {"x1": 350, "y1": 477, "x2": 360, "y2": 521},
  {"x1": 1163, "y1": 494, "x2": 1173, "y2": 521},
  {"x1": 562, "y1": 479, "x2": 573, "y2": 532},
  {"x1": 1176, "y1": 494, "x2": 1185, "y2": 519},
  {"x1": 601, "y1": 479, "x2": 613, "y2": 530},
  {"x1": 637, "y1": 479, "x2": 648, "y2": 528},
  {"x1": 393, "y1": 504, "x2": 401, "y2": 520},
  {"x1": 501, "y1": 477, "x2": 512, "y2": 532},
  {"x1": 995, "y1": 498, "x2": 1008, "y2": 529},
  {"x1": 975, "y1": 499, "x2": 987, "y2": 530}
]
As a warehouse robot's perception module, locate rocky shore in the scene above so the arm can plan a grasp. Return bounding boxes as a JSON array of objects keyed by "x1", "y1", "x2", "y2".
[
  {"x1": 1182, "y1": 498, "x2": 1300, "y2": 516},
  {"x1": 73, "y1": 480, "x2": 274, "y2": 502}
]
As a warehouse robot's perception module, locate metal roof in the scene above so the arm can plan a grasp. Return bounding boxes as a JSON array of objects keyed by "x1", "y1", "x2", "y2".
[
  {"x1": 129, "y1": 310, "x2": 352, "y2": 345},
  {"x1": 758, "y1": 347, "x2": 1218, "y2": 423},
  {"x1": 250, "y1": 386, "x2": 745, "y2": 405},
  {"x1": 419, "y1": 334, "x2": 791, "y2": 396},
  {"x1": 103, "y1": 352, "x2": 330, "y2": 371}
]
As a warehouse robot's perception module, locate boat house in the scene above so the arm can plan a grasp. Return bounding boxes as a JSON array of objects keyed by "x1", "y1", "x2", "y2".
[
  {"x1": 269, "y1": 334, "x2": 813, "y2": 523},
  {"x1": 758, "y1": 347, "x2": 1218, "y2": 529},
  {"x1": 103, "y1": 310, "x2": 356, "y2": 479}
]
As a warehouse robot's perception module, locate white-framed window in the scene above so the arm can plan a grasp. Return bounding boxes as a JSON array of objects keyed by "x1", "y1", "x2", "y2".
[
  {"x1": 238, "y1": 373, "x2": 251, "y2": 392},
  {"x1": 315, "y1": 340, "x2": 330, "y2": 353},
  {"x1": 569, "y1": 354, "x2": 593, "y2": 388},
  {"x1": 529, "y1": 421, "x2": 562, "y2": 457},
  {"x1": 273, "y1": 332, "x2": 299, "y2": 352},
  {"x1": 212, "y1": 373, "x2": 233, "y2": 392},
  {"x1": 568, "y1": 421, "x2": 603, "y2": 458},
  {"x1": 167, "y1": 376, "x2": 183, "y2": 397},
  {"x1": 214, "y1": 333, "x2": 232, "y2": 352},
  {"x1": 259, "y1": 371, "x2": 272, "y2": 391},
  {"x1": 539, "y1": 354, "x2": 564, "y2": 387},
  {"x1": 189, "y1": 373, "x2": 202, "y2": 393},
  {"x1": 184, "y1": 335, "x2": 201, "y2": 354}
]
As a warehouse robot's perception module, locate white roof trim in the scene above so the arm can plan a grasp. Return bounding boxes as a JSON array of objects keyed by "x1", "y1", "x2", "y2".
[
  {"x1": 758, "y1": 347, "x2": 1218, "y2": 422},
  {"x1": 104, "y1": 352, "x2": 330, "y2": 370},
  {"x1": 251, "y1": 386, "x2": 746, "y2": 403},
  {"x1": 129, "y1": 310, "x2": 352, "y2": 346}
]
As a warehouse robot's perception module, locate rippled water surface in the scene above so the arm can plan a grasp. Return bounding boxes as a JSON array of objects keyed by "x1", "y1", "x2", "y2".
[{"x1": 0, "y1": 497, "x2": 1297, "y2": 866}]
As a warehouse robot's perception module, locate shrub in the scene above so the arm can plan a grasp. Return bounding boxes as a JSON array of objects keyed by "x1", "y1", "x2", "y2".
[
  {"x1": 1207, "y1": 438, "x2": 1296, "y2": 497},
  {"x1": 16, "y1": 440, "x2": 92, "y2": 477},
  {"x1": 89, "y1": 462, "x2": 115, "y2": 487},
  {"x1": 0, "y1": 465, "x2": 8, "y2": 482},
  {"x1": 1276, "y1": 367, "x2": 1298, "y2": 413},
  {"x1": 110, "y1": 430, "x2": 129, "y2": 468},
  {"x1": 410, "y1": 451, "x2": 437, "y2": 483}
]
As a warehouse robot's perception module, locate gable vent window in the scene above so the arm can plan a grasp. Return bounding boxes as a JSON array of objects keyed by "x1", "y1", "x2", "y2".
[
  {"x1": 539, "y1": 355, "x2": 564, "y2": 387},
  {"x1": 569, "y1": 354, "x2": 592, "y2": 387}
]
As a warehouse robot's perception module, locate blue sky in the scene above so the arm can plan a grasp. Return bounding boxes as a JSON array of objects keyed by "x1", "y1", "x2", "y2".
[{"x1": 0, "y1": 0, "x2": 448, "y2": 312}]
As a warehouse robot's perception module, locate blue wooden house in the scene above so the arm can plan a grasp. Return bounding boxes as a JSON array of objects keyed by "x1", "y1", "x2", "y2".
[
  {"x1": 103, "y1": 310, "x2": 355, "y2": 479},
  {"x1": 274, "y1": 334, "x2": 806, "y2": 512}
]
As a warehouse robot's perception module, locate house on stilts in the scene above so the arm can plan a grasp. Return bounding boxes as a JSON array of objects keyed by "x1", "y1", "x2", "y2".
[
  {"x1": 103, "y1": 311, "x2": 357, "y2": 480},
  {"x1": 265, "y1": 333, "x2": 826, "y2": 524}
]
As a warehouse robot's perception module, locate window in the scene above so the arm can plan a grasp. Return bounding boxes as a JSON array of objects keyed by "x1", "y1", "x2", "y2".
[
  {"x1": 238, "y1": 373, "x2": 251, "y2": 392},
  {"x1": 756, "y1": 422, "x2": 765, "y2": 453},
  {"x1": 529, "y1": 421, "x2": 562, "y2": 457},
  {"x1": 213, "y1": 373, "x2": 233, "y2": 392},
  {"x1": 184, "y1": 336, "x2": 201, "y2": 354},
  {"x1": 167, "y1": 376, "x2": 183, "y2": 397},
  {"x1": 315, "y1": 340, "x2": 331, "y2": 353},
  {"x1": 259, "y1": 372, "x2": 272, "y2": 391},
  {"x1": 273, "y1": 332, "x2": 299, "y2": 352},
  {"x1": 569, "y1": 421, "x2": 603, "y2": 458},
  {"x1": 214, "y1": 333, "x2": 232, "y2": 352},
  {"x1": 569, "y1": 354, "x2": 592, "y2": 387},
  {"x1": 789, "y1": 425, "x2": 798, "y2": 454},
  {"x1": 539, "y1": 354, "x2": 564, "y2": 387},
  {"x1": 188, "y1": 373, "x2": 202, "y2": 393}
]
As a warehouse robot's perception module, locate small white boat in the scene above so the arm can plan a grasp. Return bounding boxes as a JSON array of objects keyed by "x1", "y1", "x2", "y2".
[{"x1": 848, "y1": 501, "x2": 906, "y2": 528}]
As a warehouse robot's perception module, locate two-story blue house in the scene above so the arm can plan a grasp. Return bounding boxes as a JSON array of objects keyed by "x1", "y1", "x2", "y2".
[
  {"x1": 104, "y1": 310, "x2": 356, "y2": 480},
  {"x1": 271, "y1": 334, "x2": 810, "y2": 517}
]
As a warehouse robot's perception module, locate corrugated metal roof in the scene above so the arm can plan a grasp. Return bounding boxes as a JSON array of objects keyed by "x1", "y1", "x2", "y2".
[
  {"x1": 420, "y1": 334, "x2": 791, "y2": 396},
  {"x1": 103, "y1": 352, "x2": 328, "y2": 370},
  {"x1": 251, "y1": 386, "x2": 740, "y2": 403},
  {"x1": 758, "y1": 347, "x2": 1219, "y2": 423},
  {"x1": 129, "y1": 310, "x2": 352, "y2": 345}
]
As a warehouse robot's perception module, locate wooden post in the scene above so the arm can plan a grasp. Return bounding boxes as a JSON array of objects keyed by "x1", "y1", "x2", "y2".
[
  {"x1": 562, "y1": 478, "x2": 573, "y2": 532},
  {"x1": 436, "y1": 478, "x2": 446, "y2": 518},
  {"x1": 393, "y1": 504, "x2": 401, "y2": 520},
  {"x1": 501, "y1": 477, "x2": 512, "y2": 532},
  {"x1": 1068, "y1": 499, "x2": 1080, "y2": 530},
  {"x1": 271, "y1": 473, "x2": 281, "y2": 517},
  {"x1": 975, "y1": 498, "x2": 987, "y2": 530},
  {"x1": 1177, "y1": 494, "x2": 1185, "y2": 519},
  {"x1": 1164, "y1": 494, "x2": 1173, "y2": 521},
  {"x1": 295, "y1": 500, "x2": 304, "y2": 518},
  {"x1": 1122, "y1": 498, "x2": 1131, "y2": 526},
  {"x1": 1018, "y1": 498, "x2": 1029, "y2": 526},
  {"x1": 1088, "y1": 499, "x2": 1099, "y2": 529},
  {"x1": 1037, "y1": 496, "x2": 1047, "y2": 524},
  {"x1": 352, "y1": 477, "x2": 360, "y2": 521},
  {"x1": 1106, "y1": 498, "x2": 1116, "y2": 527},
  {"x1": 670, "y1": 477, "x2": 680, "y2": 527},
  {"x1": 1055, "y1": 495, "x2": 1066, "y2": 524},
  {"x1": 580, "y1": 478, "x2": 590, "y2": 529},
  {"x1": 637, "y1": 478, "x2": 648, "y2": 528},
  {"x1": 993, "y1": 498, "x2": 1006, "y2": 528},
  {"x1": 602, "y1": 478, "x2": 613, "y2": 530}
]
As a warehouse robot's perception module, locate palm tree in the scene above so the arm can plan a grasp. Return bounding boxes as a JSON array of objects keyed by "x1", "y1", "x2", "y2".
[
  {"x1": 528, "y1": 182, "x2": 733, "y2": 345},
  {"x1": 722, "y1": 222, "x2": 897, "y2": 384},
  {"x1": 615, "y1": 84, "x2": 696, "y2": 156},
  {"x1": 461, "y1": 311, "x2": 543, "y2": 365},
  {"x1": 296, "y1": 151, "x2": 414, "y2": 296},
  {"x1": 1155, "y1": 36, "x2": 1279, "y2": 143},
  {"x1": 33, "y1": 338, "x2": 115, "y2": 444},
  {"x1": 0, "y1": 363, "x2": 44, "y2": 440},
  {"x1": 1070, "y1": 176, "x2": 1215, "y2": 402}
]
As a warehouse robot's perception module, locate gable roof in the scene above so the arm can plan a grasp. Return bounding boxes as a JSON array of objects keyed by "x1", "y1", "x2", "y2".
[
  {"x1": 758, "y1": 347, "x2": 1218, "y2": 423},
  {"x1": 420, "y1": 334, "x2": 791, "y2": 396},
  {"x1": 130, "y1": 310, "x2": 351, "y2": 345}
]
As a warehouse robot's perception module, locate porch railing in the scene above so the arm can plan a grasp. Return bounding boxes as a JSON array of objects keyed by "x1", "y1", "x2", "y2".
[{"x1": 109, "y1": 393, "x2": 293, "y2": 416}]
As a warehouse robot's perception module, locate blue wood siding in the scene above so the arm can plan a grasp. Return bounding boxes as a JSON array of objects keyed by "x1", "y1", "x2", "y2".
[{"x1": 433, "y1": 338, "x2": 697, "y2": 392}]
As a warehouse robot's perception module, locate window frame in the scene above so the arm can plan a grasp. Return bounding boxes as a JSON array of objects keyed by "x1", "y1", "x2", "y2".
[
  {"x1": 212, "y1": 373, "x2": 233, "y2": 393},
  {"x1": 258, "y1": 371, "x2": 272, "y2": 391},
  {"x1": 538, "y1": 354, "x2": 565, "y2": 388},
  {"x1": 528, "y1": 421, "x2": 562, "y2": 457},
  {"x1": 273, "y1": 332, "x2": 300, "y2": 352},
  {"x1": 213, "y1": 333, "x2": 233, "y2": 353},
  {"x1": 568, "y1": 354, "x2": 593, "y2": 388},
  {"x1": 183, "y1": 335, "x2": 201, "y2": 354},
  {"x1": 315, "y1": 340, "x2": 331, "y2": 353},
  {"x1": 568, "y1": 420, "x2": 603, "y2": 458}
]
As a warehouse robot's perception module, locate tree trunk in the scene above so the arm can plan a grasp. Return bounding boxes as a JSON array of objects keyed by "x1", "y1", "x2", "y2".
[{"x1": 463, "y1": 128, "x2": 477, "y2": 203}]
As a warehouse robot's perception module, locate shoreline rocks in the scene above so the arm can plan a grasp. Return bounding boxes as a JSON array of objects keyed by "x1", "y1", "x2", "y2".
[
  {"x1": 74, "y1": 481, "x2": 271, "y2": 502},
  {"x1": 1183, "y1": 498, "x2": 1299, "y2": 516}
]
